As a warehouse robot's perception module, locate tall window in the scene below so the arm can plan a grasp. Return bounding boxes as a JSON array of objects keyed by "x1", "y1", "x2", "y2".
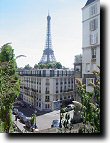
[
  {"x1": 57, "y1": 70, "x2": 59, "y2": 76},
  {"x1": 56, "y1": 79, "x2": 58, "y2": 85},
  {"x1": 91, "y1": 47, "x2": 96, "y2": 59},
  {"x1": 90, "y1": 4, "x2": 97, "y2": 16},
  {"x1": 45, "y1": 96, "x2": 50, "y2": 102},
  {"x1": 91, "y1": 63, "x2": 97, "y2": 71},
  {"x1": 90, "y1": 33, "x2": 98, "y2": 45},
  {"x1": 86, "y1": 63, "x2": 90, "y2": 72},
  {"x1": 45, "y1": 104, "x2": 50, "y2": 109},
  {"x1": 86, "y1": 78, "x2": 94, "y2": 86},
  {"x1": 56, "y1": 86, "x2": 58, "y2": 93},
  {"x1": 45, "y1": 87, "x2": 49, "y2": 94},
  {"x1": 90, "y1": 19, "x2": 98, "y2": 31},
  {"x1": 46, "y1": 78, "x2": 50, "y2": 85},
  {"x1": 43, "y1": 70, "x2": 46, "y2": 77}
]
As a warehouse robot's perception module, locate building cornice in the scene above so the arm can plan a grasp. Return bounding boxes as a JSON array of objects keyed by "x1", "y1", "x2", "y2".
[
  {"x1": 82, "y1": 44, "x2": 100, "y2": 49},
  {"x1": 82, "y1": 13, "x2": 100, "y2": 23}
]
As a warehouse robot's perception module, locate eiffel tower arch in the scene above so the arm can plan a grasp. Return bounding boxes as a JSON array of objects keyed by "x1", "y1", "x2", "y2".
[{"x1": 39, "y1": 13, "x2": 56, "y2": 64}]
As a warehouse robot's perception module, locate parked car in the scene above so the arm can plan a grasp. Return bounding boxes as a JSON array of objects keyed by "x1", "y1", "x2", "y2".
[
  {"x1": 65, "y1": 104, "x2": 74, "y2": 112},
  {"x1": 25, "y1": 120, "x2": 32, "y2": 128},
  {"x1": 17, "y1": 112, "x2": 24, "y2": 119},
  {"x1": 20, "y1": 115, "x2": 29, "y2": 124},
  {"x1": 51, "y1": 120, "x2": 60, "y2": 128},
  {"x1": 12, "y1": 108, "x2": 18, "y2": 115}
]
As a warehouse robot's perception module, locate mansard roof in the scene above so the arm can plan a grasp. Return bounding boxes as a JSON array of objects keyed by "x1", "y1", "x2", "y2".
[{"x1": 85, "y1": 0, "x2": 96, "y2": 7}]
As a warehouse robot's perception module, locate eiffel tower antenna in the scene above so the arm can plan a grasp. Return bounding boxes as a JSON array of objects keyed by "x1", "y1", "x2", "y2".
[{"x1": 39, "y1": 13, "x2": 56, "y2": 64}]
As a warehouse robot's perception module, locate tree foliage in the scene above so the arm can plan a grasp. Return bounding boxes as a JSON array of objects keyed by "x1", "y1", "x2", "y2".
[
  {"x1": 76, "y1": 68, "x2": 100, "y2": 133},
  {"x1": 24, "y1": 64, "x2": 32, "y2": 70},
  {"x1": 0, "y1": 43, "x2": 20, "y2": 133},
  {"x1": 34, "y1": 62, "x2": 62, "y2": 69}
]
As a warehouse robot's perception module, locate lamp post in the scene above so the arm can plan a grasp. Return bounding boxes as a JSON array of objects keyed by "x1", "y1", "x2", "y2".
[{"x1": 34, "y1": 109, "x2": 37, "y2": 129}]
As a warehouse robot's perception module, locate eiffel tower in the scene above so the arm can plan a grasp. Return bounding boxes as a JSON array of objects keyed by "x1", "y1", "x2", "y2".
[{"x1": 39, "y1": 13, "x2": 56, "y2": 64}]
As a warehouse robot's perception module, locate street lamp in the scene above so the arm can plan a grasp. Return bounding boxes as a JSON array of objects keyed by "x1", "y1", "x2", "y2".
[{"x1": 34, "y1": 109, "x2": 37, "y2": 129}]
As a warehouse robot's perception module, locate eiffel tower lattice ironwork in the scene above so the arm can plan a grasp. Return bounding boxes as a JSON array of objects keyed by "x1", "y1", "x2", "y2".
[{"x1": 39, "y1": 13, "x2": 56, "y2": 64}]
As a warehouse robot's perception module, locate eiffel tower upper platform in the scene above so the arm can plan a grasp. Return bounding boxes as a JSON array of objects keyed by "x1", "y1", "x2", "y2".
[{"x1": 39, "y1": 13, "x2": 56, "y2": 64}]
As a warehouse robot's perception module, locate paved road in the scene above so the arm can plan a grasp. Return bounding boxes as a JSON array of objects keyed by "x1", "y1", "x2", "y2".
[
  {"x1": 12, "y1": 110, "x2": 74, "y2": 132},
  {"x1": 13, "y1": 101, "x2": 74, "y2": 132},
  {"x1": 37, "y1": 110, "x2": 74, "y2": 130},
  {"x1": 37, "y1": 110, "x2": 60, "y2": 130}
]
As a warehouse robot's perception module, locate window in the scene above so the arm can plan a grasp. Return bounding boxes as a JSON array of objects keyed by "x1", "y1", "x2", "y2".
[
  {"x1": 64, "y1": 86, "x2": 66, "y2": 92},
  {"x1": 43, "y1": 70, "x2": 46, "y2": 77},
  {"x1": 56, "y1": 95, "x2": 58, "y2": 101},
  {"x1": 71, "y1": 79, "x2": 73, "y2": 84},
  {"x1": 68, "y1": 79, "x2": 70, "y2": 84},
  {"x1": 56, "y1": 79, "x2": 58, "y2": 85},
  {"x1": 90, "y1": 19, "x2": 98, "y2": 31},
  {"x1": 90, "y1": 33, "x2": 98, "y2": 45},
  {"x1": 45, "y1": 87, "x2": 49, "y2": 94},
  {"x1": 75, "y1": 79, "x2": 79, "y2": 84},
  {"x1": 46, "y1": 79, "x2": 50, "y2": 85},
  {"x1": 91, "y1": 63, "x2": 97, "y2": 71},
  {"x1": 75, "y1": 65, "x2": 81, "y2": 72},
  {"x1": 60, "y1": 79, "x2": 63, "y2": 84},
  {"x1": 45, "y1": 96, "x2": 50, "y2": 102},
  {"x1": 62, "y1": 71, "x2": 63, "y2": 76},
  {"x1": 91, "y1": 47, "x2": 96, "y2": 59},
  {"x1": 45, "y1": 104, "x2": 50, "y2": 109},
  {"x1": 64, "y1": 78, "x2": 66, "y2": 84},
  {"x1": 39, "y1": 103, "x2": 41, "y2": 108},
  {"x1": 50, "y1": 70, "x2": 54, "y2": 77},
  {"x1": 64, "y1": 96, "x2": 66, "y2": 99},
  {"x1": 90, "y1": 4, "x2": 97, "y2": 16},
  {"x1": 60, "y1": 86, "x2": 62, "y2": 92},
  {"x1": 56, "y1": 86, "x2": 58, "y2": 93},
  {"x1": 36, "y1": 102, "x2": 38, "y2": 106},
  {"x1": 39, "y1": 90, "x2": 41, "y2": 93},
  {"x1": 86, "y1": 78, "x2": 94, "y2": 86},
  {"x1": 68, "y1": 96, "x2": 70, "y2": 99},
  {"x1": 86, "y1": 63, "x2": 90, "y2": 72},
  {"x1": 57, "y1": 71, "x2": 59, "y2": 76}
]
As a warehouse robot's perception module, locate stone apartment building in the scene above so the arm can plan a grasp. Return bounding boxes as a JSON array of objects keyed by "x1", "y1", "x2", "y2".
[
  {"x1": 82, "y1": 0, "x2": 100, "y2": 92},
  {"x1": 19, "y1": 69, "x2": 74, "y2": 111}
]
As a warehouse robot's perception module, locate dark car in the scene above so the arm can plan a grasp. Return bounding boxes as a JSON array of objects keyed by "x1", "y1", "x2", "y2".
[
  {"x1": 12, "y1": 108, "x2": 18, "y2": 115},
  {"x1": 20, "y1": 115, "x2": 29, "y2": 124},
  {"x1": 51, "y1": 120, "x2": 60, "y2": 128},
  {"x1": 17, "y1": 112, "x2": 24, "y2": 119},
  {"x1": 25, "y1": 120, "x2": 32, "y2": 128}
]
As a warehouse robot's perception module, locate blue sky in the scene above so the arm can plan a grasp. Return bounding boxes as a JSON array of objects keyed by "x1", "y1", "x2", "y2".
[{"x1": 0, "y1": 0, "x2": 87, "y2": 68}]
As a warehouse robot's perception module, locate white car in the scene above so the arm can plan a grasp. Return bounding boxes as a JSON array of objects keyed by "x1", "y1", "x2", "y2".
[{"x1": 65, "y1": 104, "x2": 74, "y2": 112}]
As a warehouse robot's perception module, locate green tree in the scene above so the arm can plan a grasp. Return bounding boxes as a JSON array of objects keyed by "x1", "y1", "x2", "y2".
[
  {"x1": 55, "y1": 62, "x2": 62, "y2": 69},
  {"x1": 76, "y1": 69, "x2": 100, "y2": 133},
  {"x1": 24, "y1": 64, "x2": 32, "y2": 70},
  {"x1": 0, "y1": 43, "x2": 20, "y2": 133},
  {"x1": 38, "y1": 62, "x2": 62, "y2": 69},
  {"x1": 34, "y1": 64, "x2": 38, "y2": 69}
]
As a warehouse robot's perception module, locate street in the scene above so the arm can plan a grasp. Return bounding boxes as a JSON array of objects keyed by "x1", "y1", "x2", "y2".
[{"x1": 12, "y1": 102, "x2": 74, "y2": 132}]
